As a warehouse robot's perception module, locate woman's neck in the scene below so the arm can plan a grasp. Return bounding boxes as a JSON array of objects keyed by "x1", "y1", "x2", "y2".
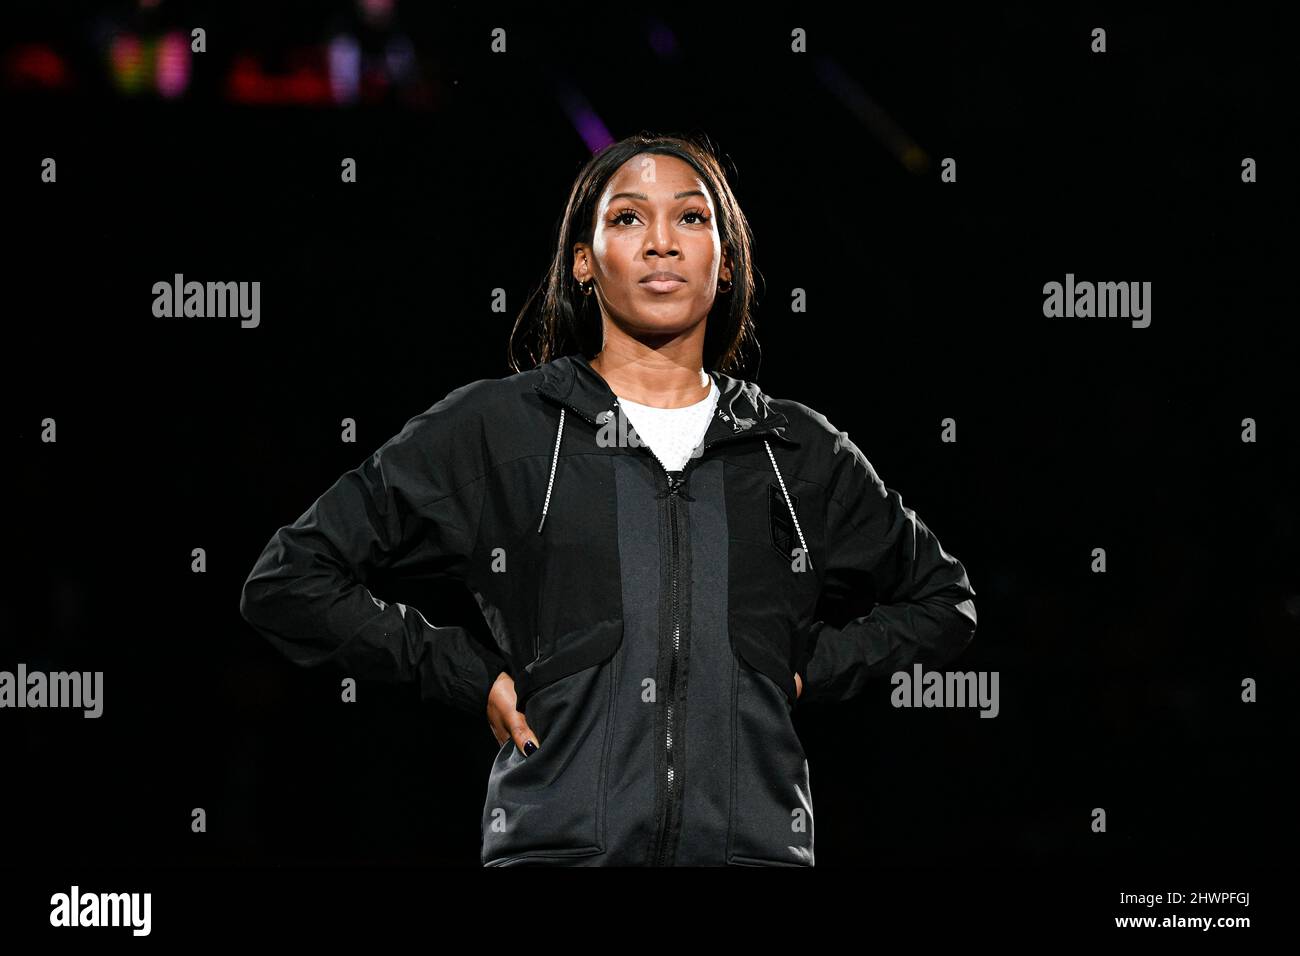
[{"x1": 589, "y1": 353, "x2": 711, "y2": 409}]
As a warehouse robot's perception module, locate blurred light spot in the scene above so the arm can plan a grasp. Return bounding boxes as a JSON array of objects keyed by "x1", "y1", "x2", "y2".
[
  {"x1": 385, "y1": 34, "x2": 417, "y2": 84},
  {"x1": 4, "y1": 43, "x2": 71, "y2": 88},
  {"x1": 228, "y1": 54, "x2": 333, "y2": 106},
  {"x1": 110, "y1": 33, "x2": 149, "y2": 95},
  {"x1": 901, "y1": 145, "x2": 929, "y2": 174},
  {"x1": 156, "y1": 31, "x2": 191, "y2": 98},
  {"x1": 646, "y1": 20, "x2": 680, "y2": 58},
  {"x1": 360, "y1": 0, "x2": 394, "y2": 26},
  {"x1": 554, "y1": 79, "x2": 613, "y2": 153},
  {"x1": 328, "y1": 34, "x2": 361, "y2": 104},
  {"x1": 815, "y1": 56, "x2": 931, "y2": 174}
]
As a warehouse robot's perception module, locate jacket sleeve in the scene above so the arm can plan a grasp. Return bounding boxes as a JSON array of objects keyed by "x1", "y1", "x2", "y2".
[
  {"x1": 239, "y1": 383, "x2": 510, "y2": 716},
  {"x1": 796, "y1": 422, "x2": 977, "y2": 705}
]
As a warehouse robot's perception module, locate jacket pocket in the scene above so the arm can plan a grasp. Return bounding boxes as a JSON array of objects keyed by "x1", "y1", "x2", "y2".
[
  {"x1": 481, "y1": 656, "x2": 614, "y2": 866},
  {"x1": 726, "y1": 650, "x2": 815, "y2": 866},
  {"x1": 534, "y1": 547, "x2": 623, "y2": 665}
]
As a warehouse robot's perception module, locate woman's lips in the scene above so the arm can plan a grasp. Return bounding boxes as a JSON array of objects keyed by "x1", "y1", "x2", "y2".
[{"x1": 641, "y1": 279, "x2": 687, "y2": 293}]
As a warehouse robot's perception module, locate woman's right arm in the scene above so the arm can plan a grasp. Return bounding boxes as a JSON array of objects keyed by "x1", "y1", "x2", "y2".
[{"x1": 239, "y1": 384, "x2": 511, "y2": 717}]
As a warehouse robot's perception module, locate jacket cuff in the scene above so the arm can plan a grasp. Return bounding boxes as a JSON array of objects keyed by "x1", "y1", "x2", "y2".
[
  {"x1": 416, "y1": 621, "x2": 511, "y2": 716},
  {"x1": 457, "y1": 640, "x2": 510, "y2": 715},
  {"x1": 792, "y1": 620, "x2": 826, "y2": 691}
]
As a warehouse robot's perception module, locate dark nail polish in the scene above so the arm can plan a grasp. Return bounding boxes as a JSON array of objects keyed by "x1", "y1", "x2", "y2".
[{"x1": 524, "y1": 740, "x2": 537, "y2": 756}]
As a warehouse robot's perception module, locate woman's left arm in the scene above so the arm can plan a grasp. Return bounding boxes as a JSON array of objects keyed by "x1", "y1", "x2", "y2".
[{"x1": 795, "y1": 425, "x2": 977, "y2": 705}]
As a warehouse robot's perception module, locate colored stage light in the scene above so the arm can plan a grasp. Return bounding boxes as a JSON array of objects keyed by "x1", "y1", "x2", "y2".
[{"x1": 156, "y1": 31, "x2": 191, "y2": 99}]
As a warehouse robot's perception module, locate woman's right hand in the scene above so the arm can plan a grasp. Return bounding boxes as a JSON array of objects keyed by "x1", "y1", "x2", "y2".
[{"x1": 486, "y1": 672, "x2": 541, "y2": 756}]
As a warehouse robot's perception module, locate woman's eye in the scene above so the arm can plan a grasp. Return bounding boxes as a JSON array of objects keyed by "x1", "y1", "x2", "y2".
[{"x1": 609, "y1": 209, "x2": 710, "y2": 227}]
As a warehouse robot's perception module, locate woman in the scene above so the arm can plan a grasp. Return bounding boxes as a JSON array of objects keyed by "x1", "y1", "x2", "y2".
[{"x1": 239, "y1": 131, "x2": 977, "y2": 866}]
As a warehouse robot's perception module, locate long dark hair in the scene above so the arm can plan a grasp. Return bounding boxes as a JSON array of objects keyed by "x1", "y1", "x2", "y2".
[{"x1": 507, "y1": 130, "x2": 762, "y2": 376}]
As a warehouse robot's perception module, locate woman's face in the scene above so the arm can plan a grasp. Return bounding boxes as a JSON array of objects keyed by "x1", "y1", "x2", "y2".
[{"x1": 576, "y1": 153, "x2": 731, "y2": 337}]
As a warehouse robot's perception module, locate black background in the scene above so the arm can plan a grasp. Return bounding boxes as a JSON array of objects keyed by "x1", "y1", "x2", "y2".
[{"x1": 4, "y1": 1, "x2": 1296, "y2": 931}]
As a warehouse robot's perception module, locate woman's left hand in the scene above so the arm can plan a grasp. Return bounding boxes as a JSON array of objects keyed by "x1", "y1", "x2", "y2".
[{"x1": 794, "y1": 672, "x2": 803, "y2": 699}]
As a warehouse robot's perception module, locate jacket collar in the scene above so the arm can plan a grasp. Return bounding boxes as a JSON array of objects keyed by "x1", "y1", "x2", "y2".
[{"x1": 533, "y1": 352, "x2": 796, "y2": 446}]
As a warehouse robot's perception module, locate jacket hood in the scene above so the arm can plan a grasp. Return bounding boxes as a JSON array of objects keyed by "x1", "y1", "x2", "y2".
[{"x1": 531, "y1": 353, "x2": 812, "y2": 570}]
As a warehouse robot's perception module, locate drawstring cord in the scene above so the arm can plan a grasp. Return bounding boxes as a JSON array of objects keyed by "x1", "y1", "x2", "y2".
[
  {"x1": 764, "y1": 439, "x2": 812, "y2": 571},
  {"x1": 537, "y1": 407, "x2": 565, "y2": 534}
]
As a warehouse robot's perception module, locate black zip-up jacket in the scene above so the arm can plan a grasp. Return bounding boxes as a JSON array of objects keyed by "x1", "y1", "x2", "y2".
[{"x1": 239, "y1": 352, "x2": 977, "y2": 866}]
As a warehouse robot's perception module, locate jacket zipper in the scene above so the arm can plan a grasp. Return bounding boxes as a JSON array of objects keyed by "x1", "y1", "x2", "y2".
[
  {"x1": 653, "y1": 463, "x2": 683, "y2": 867},
  {"x1": 615, "y1": 399, "x2": 765, "y2": 867},
  {"x1": 538, "y1": 391, "x2": 784, "y2": 866}
]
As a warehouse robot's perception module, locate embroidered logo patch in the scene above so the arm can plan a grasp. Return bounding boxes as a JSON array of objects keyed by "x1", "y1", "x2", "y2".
[{"x1": 768, "y1": 483, "x2": 799, "y2": 559}]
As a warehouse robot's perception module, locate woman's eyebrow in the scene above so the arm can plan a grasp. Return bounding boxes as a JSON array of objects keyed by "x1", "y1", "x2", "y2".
[{"x1": 607, "y1": 189, "x2": 707, "y2": 202}]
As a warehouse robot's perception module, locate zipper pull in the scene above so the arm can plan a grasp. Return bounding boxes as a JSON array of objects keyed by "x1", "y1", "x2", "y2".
[{"x1": 665, "y1": 472, "x2": 694, "y2": 501}]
